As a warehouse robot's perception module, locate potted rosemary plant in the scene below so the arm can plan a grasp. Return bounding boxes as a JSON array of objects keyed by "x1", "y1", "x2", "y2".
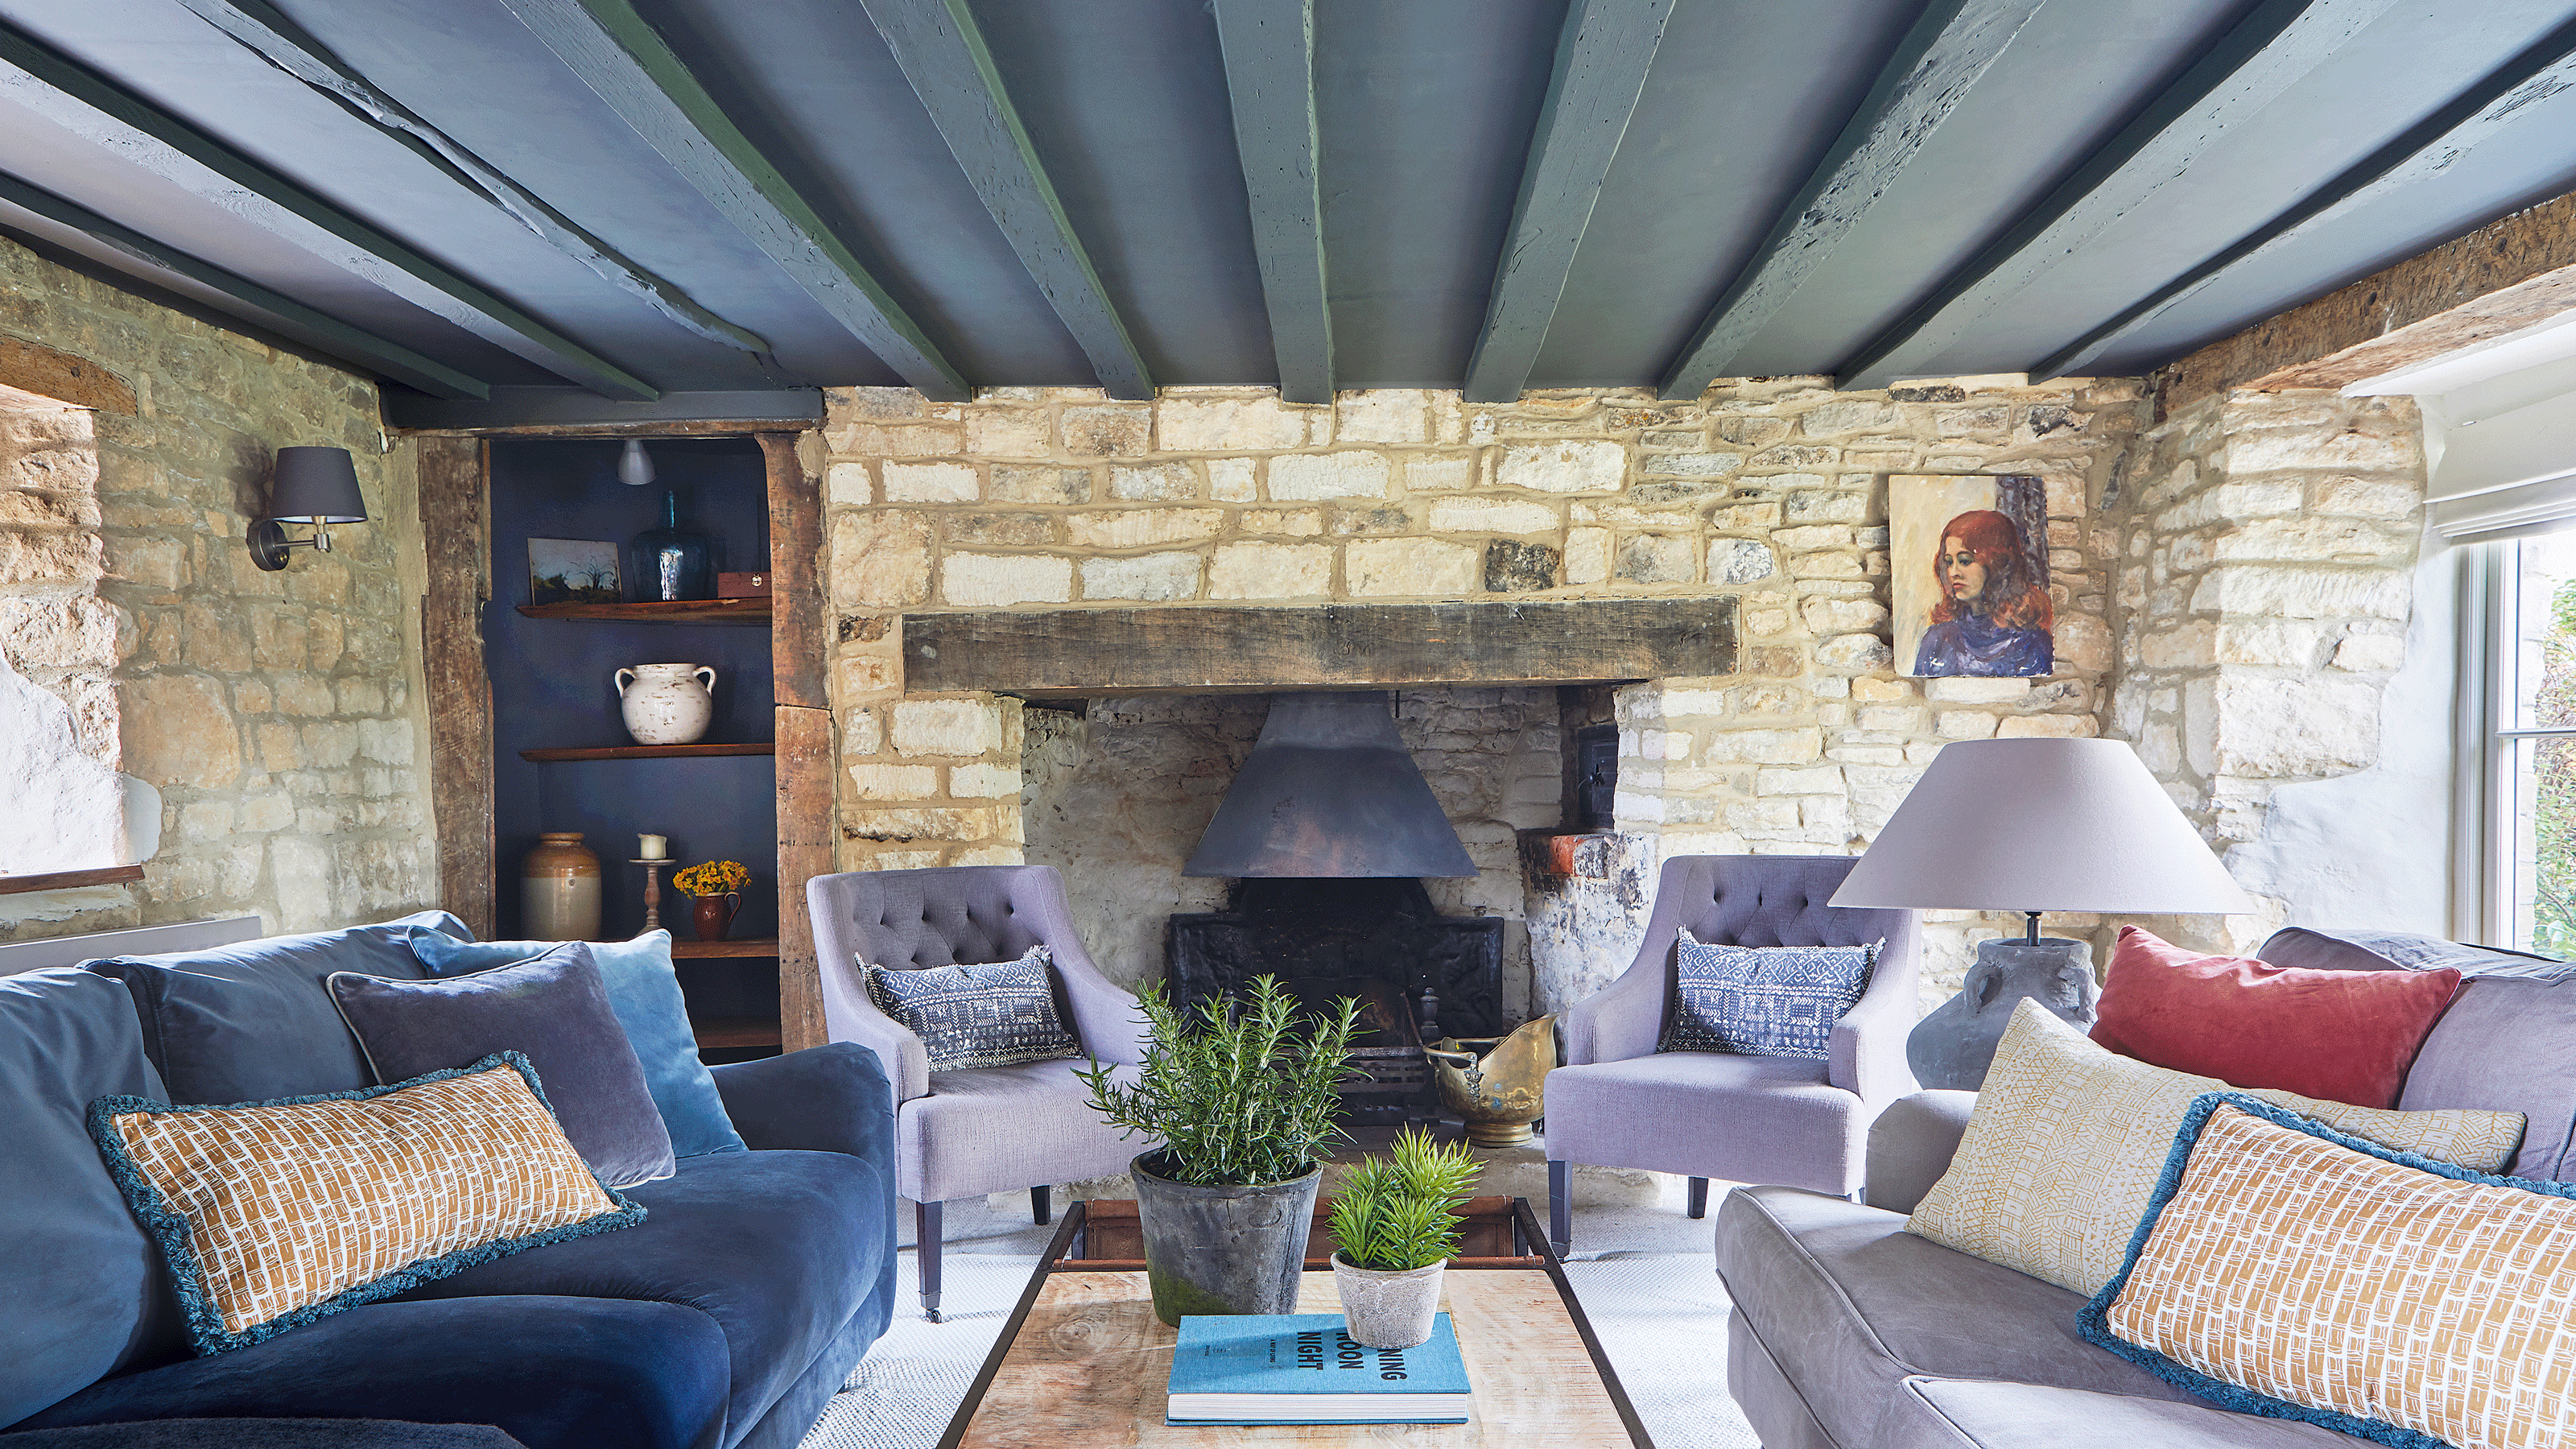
[
  {"x1": 1326, "y1": 1127, "x2": 1482, "y2": 1348},
  {"x1": 1080, "y1": 976, "x2": 1359, "y2": 1326}
]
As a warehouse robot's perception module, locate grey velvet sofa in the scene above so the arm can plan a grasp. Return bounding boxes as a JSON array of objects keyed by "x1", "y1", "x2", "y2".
[{"x1": 1711, "y1": 928, "x2": 2576, "y2": 1449}]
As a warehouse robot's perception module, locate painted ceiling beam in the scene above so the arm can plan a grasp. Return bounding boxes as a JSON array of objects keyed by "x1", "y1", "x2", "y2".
[
  {"x1": 0, "y1": 171, "x2": 489, "y2": 399},
  {"x1": 176, "y1": 0, "x2": 771, "y2": 361},
  {"x1": 1463, "y1": 0, "x2": 1673, "y2": 406},
  {"x1": 2037, "y1": 12, "x2": 2576, "y2": 382},
  {"x1": 859, "y1": 0, "x2": 1152, "y2": 400},
  {"x1": 1210, "y1": 0, "x2": 1332, "y2": 405},
  {"x1": 1654, "y1": 0, "x2": 2046, "y2": 401},
  {"x1": 0, "y1": 20, "x2": 658, "y2": 399},
  {"x1": 1836, "y1": 0, "x2": 2400, "y2": 392},
  {"x1": 502, "y1": 0, "x2": 970, "y2": 402}
]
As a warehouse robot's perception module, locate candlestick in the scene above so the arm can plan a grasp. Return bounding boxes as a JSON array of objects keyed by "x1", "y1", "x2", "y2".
[{"x1": 631, "y1": 858, "x2": 671, "y2": 931}]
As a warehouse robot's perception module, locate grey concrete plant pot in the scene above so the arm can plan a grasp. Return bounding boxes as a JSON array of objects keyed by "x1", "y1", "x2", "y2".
[
  {"x1": 1329, "y1": 1253, "x2": 1444, "y2": 1348},
  {"x1": 1131, "y1": 1153, "x2": 1322, "y2": 1327}
]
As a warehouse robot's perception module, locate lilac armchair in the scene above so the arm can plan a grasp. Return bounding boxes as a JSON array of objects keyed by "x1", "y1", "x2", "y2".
[
  {"x1": 807, "y1": 865, "x2": 1149, "y2": 1320},
  {"x1": 1544, "y1": 855, "x2": 1920, "y2": 1255}
]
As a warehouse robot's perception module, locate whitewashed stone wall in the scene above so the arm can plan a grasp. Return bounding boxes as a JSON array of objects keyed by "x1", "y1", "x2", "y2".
[
  {"x1": 2105, "y1": 389, "x2": 2429, "y2": 953},
  {"x1": 0, "y1": 235, "x2": 439, "y2": 941},
  {"x1": 822, "y1": 378, "x2": 2148, "y2": 1013}
]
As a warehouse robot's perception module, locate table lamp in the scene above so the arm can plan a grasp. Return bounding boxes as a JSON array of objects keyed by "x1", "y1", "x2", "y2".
[{"x1": 1829, "y1": 737, "x2": 2253, "y2": 1088}]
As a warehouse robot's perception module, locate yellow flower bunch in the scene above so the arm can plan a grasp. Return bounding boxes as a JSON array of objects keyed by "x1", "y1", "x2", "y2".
[{"x1": 672, "y1": 860, "x2": 749, "y2": 898}]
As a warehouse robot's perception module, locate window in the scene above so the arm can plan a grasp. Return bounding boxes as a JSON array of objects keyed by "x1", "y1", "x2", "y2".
[{"x1": 2481, "y1": 532, "x2": 2576, "y2": 954}]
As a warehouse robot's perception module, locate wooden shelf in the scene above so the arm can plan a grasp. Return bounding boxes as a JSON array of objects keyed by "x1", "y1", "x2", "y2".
[
  {"x1": 693, "y1": 1016, "x2": 783, "y2": 1051},
  {"x1": 0, "y1": 865, "x2": 143, "y2": 897},
  {"x1": 517, "y1": 599, "x2": 769, "y2": 625},
  {"x1": 671, "y1": 937, "x2": 779, "y2": 958},
  {"x1": 519, "y1": 741, "x2": 774, "y2": 762}
]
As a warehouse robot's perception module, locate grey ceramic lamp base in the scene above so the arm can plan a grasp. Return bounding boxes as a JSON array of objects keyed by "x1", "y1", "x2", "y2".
[{"x1": 1905, "y1": 935, "x2": 2099, "y2": 1092}]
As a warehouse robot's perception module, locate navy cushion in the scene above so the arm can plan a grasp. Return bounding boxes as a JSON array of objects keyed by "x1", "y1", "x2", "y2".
[
  {"x1": 1662, "y1": 930, "x2": 1880, "y2": 1058},
  {"x1": 2, "y1": 1421, "x2": 524, "y2": 1447},
  {"x1": 14, "y1": 1297, "x2": 725, "y2": 1449},
  {"x1": 86, "y1": 912, "x2": 468, "y2": 1104},
  {"x1": 0, "y1": 968, "x2": 181, "y2": 1426},
  {"x1": 330, "y1": 946, "x2": 676, "y2": 1187},
  {"x1": 864, "y1": 945, "x2": 1081, "y2": 1071},
  {"x1": 409, "y1": 928, "x2": 746, "y2": 1160},
  {"x1": 388, "y1": 1149, "x2": 888, "y2": 1442}
]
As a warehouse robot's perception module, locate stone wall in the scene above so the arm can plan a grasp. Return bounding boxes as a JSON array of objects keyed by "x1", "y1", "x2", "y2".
[
  {"x1": 0, "y1": 235, "x2": 439, "y2": 942},
  {"x1": 821, "y1": 378, "x2": 2149, "y2": 1011},
  {"x1": 2104, "y1": 388, "x2": 2431, "y2": 952}
]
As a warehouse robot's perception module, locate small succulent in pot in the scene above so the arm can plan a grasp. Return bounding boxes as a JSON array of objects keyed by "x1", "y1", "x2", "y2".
[
  {"x1": 1327, "y1": 1127, "x2": 1482, "y2": 1348},
  {"x1": 1080, "y1": 976, "x2": 1361, "y2": 1324}
]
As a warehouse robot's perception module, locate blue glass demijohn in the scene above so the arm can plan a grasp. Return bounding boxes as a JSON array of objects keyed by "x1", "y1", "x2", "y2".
[{"x1": 625, "y1": 487, "x2": 716, "y2": 601}]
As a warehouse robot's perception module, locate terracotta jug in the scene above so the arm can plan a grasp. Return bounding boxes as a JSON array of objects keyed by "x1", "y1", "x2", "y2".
[
  {"x1": 521, "y1": 832, "x2": 601, "y2": 941},
  {"x1": 617, "y1": 663, "x2": 716, "y2": 745},
  {"x1": 691, "y1": 891, "x2": 739, "y2": 943}
]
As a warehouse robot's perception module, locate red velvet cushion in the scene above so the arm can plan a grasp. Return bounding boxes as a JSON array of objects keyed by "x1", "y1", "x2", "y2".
[{"x1": 2089, "y1": 926, "x2": 2462, "y2": 1108}]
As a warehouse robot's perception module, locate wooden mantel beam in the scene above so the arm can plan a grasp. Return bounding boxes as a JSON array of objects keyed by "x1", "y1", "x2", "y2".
[{"x1": 1211, "y1": 0, "x2": 1334, "y2": 406}]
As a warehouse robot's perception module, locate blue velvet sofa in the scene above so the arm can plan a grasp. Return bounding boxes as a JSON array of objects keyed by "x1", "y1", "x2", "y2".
[{"x1": 0, "y1": 912, "x2": 898, "y2": 1449}]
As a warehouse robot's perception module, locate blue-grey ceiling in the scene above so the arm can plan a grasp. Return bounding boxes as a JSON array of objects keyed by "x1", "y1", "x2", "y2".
[{"x1": 1, "y1": 0, "x2": 2574, "y2": 421}]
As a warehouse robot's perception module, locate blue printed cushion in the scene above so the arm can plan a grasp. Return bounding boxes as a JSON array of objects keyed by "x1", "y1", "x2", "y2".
[
  {"x1": 864, "y1": 945, "x2": 1082, "y2": 1071},
  {"x1": 1661, "y1": 930, "x2": 1880, "y2": 1058}
]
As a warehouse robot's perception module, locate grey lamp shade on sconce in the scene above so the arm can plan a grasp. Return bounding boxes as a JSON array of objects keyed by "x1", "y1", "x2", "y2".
[{"x1": 249, "y1": 446, "x2": 365, "y2": 570}]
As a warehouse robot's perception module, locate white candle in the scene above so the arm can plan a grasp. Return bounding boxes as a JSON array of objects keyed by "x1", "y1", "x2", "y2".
[{"x1": 638, "y1": 833, "x2": 667, "y2": 861}]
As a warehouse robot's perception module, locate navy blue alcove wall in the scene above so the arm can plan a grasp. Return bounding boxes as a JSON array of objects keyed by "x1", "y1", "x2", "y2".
[{"x1": 485, "y1": 438, "x2": 779, "y2": 951}]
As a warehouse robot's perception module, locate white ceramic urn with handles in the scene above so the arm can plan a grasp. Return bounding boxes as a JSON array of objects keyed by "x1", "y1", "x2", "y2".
[{"x1": 616, "y1": 663, "x2": 716, "y2": 745}]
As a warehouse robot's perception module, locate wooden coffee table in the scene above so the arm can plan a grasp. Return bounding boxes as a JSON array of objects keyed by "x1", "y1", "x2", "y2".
[{"x1": 936, "y1": 1197, "x2": 1653, "y2": 1447}]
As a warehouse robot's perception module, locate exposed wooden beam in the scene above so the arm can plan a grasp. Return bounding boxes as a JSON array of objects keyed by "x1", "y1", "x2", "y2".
[
  {"x1": 1837, "y1": 0, "x2": 2397, "y2": 391},
  {"x1": 759, "y1": 430, "x2": 829, "y2": 1055},
  {"x1": 0, "y1": 171, "x2": 488, "y2": 400},
  {"x1": 384, "y1": 386, "x2": 819, "y2": 433},
  {"x1": 0, "y1": 332, "x2": 134, "y2": 414},
  {"x1": 1211, "y1": 0, "x2": 1333, "y2": 405},
  {"x1": 419, "y1": 435, "x2": 496, "y2": 940},
  {"x1": 858, "y1": 0, "x2": 1151, "y2": 399},
  {"x1": 902, "y1": 597, "x2": 1738, "y2": 698},
  {"x1": 176, "y1": 0, "x2": 770, "y2": 361},
  {"x1": 502, "y1": 0, "x2": 971, "y2": 402},
  {"x1": 1463, "y1": 0, "x2": 1673, "y2": 405},
  {"x1": 0, "y1": 19, "x2": 654, "y2": 400},
  {"x1": 2038, "y1": 13, "x2": 2576, "y2": 382},
  {"x1": 2158, "y1": 190, "x2": 2576, "y2": 407},
  {"x1": 1655, "y1": 0, "x2": 2045, "y2": 400}
]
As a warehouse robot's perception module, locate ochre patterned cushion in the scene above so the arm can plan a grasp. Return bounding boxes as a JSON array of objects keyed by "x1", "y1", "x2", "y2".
[
  {"x1": 1908, "y1": 1000, "x2": 2524, "y2": 1296},
  {"x1": 1659, "y1": 931, "x2": 1880, "y2": 1058},
  {"x1": 90, "y1": 1054, "x2": 642, "y2": 1355},
  {"x1": 864, "y1": 944, "x2": 1083, "y2": 1071},
  {"x1": 2085, "y1": 1096, "x2": 2576, "y2": 1449}
]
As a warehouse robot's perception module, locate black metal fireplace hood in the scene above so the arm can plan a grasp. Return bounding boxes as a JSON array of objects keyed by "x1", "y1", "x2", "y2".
[{"x1": 1183, "y1": 691, "x2": 1477, "y2": 878}]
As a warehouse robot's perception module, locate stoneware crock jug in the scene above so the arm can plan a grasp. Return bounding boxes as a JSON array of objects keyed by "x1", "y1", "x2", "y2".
[{"x1": 617, "y1": 663, "x2": 716, "y2": 745}]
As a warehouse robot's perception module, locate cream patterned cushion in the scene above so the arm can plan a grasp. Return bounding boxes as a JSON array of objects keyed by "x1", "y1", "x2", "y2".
[
  {"x1": 1907, "y1": 999, "x2": 2524, "y2": 1296},
  {"x1": 90, "y1": 1053, "x2": 642, "y2": 1355},
  {"x1": 2084, "y1": 1095, "x2": 2576, "y2": 1449}
]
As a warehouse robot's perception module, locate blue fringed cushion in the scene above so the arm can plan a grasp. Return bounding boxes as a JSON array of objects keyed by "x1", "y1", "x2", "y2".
[
  {"x1": 864, "y1": 945, "x2": 1082, "y2": 1071},
  {"x1": 2081, "y1": 1092, "x2": 2576, "y2": 1449},
  {"x1": 1660, "y1": 931, "x2": 1880, "y2": 1058},
  {"x1": 89, "y1": 1054, "x2": 643, "y2": 1356}
]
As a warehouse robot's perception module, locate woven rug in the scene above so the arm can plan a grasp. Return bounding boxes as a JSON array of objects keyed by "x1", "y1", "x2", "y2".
[{"x1": 799, "y1": 1249, "x2": 1755, "y2": 1448}]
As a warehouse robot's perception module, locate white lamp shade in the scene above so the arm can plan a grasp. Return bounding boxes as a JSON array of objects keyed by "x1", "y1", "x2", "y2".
[{"x1": 1828, "y1": 737, "x2": 2253, "y2": 915}]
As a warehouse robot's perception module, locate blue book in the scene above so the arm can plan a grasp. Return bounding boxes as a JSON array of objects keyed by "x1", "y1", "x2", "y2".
[{"x1": 1166, "y1": 1313, "x2": 1472, "y2": 1425}]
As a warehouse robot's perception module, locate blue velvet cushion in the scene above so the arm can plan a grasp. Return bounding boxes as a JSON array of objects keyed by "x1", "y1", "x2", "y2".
[
  {"x1": 390, "y1": 1148, "x2": 891, "y2": 1443},
  {"x1": 1661, "y1": 930, "x2": 1881, "y2": 1058},
  {"x1": 409, "y1": 927, "x2": 745, "y2": 1159},
  {"x1": 0, "y1": 1421, "x2": 525, "y2": 1447},
  {"x1": 330, "y1": 947, "x2": 675, "y2": 1187},
  {"x1": 14, "y1": 1295, "x2": 729, "y2": 1449},
  {"x1": 85, "y1": 911, "x2": 467, "y2": 1105}
]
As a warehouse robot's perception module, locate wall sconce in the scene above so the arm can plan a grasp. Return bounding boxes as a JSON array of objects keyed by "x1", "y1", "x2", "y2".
[{"x1": 249, "y1": 446, "x2": 367, "y2": 572}]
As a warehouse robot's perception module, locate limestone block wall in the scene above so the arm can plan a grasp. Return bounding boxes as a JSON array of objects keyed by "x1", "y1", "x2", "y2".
[
  {"x1": 0, "y1": 235, "x2": 438, "y2": 942},
  {"x1": 820, "y1": 378, "x2": 2149, "y2": 1012},
  {"x1": 2105, "y1": 388, "x2": 2429, "y2": 952}
]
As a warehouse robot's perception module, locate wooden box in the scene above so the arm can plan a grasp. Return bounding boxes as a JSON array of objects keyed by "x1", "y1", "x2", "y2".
[{"x1": 1069, "y1": 1195, "x2": 1533, "y2": 1268}]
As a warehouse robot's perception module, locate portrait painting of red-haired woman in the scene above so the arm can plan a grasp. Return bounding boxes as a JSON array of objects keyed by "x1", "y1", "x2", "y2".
[{"x1": 1890, "y1": 475, "x2": 2054, "y2": 679}]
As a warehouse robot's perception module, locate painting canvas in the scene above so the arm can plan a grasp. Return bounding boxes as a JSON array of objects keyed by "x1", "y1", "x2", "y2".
[
  {"x1": 528, "y1": 539, "x2": 621, "y2": 605},
  {"x1": 1890, "y1": 474, "x2": 2053, "y2": 679}
]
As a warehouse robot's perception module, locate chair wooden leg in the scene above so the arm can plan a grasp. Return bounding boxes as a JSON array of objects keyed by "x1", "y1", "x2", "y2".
[
  {"x1": 1548, "y1": 1159, "x2": 1571, "y2": 1259},
  {"x1": 915, "y1": 1199, "x2": 944, "y2": 1323},
  {"x1": 1031, "y1": 1184, "x2": 1052, "y2": 1226},
  {"x1": 1687, "y1": 1176, "x2": 1710, "y2": 1220}
]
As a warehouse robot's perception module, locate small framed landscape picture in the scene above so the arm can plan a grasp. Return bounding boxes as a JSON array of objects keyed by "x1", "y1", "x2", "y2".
[
  {"x1": 528, "y1": 539, "x2": 621, "y2": 605},
  {"x1": 1890, "y1": 474, "x2": 2054, "y2": 679}
]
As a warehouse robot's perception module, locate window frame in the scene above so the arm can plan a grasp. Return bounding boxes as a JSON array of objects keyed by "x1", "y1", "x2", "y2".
[{"x1": 2462, "y1": 535, "x2": 2576, "y2": 952}]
